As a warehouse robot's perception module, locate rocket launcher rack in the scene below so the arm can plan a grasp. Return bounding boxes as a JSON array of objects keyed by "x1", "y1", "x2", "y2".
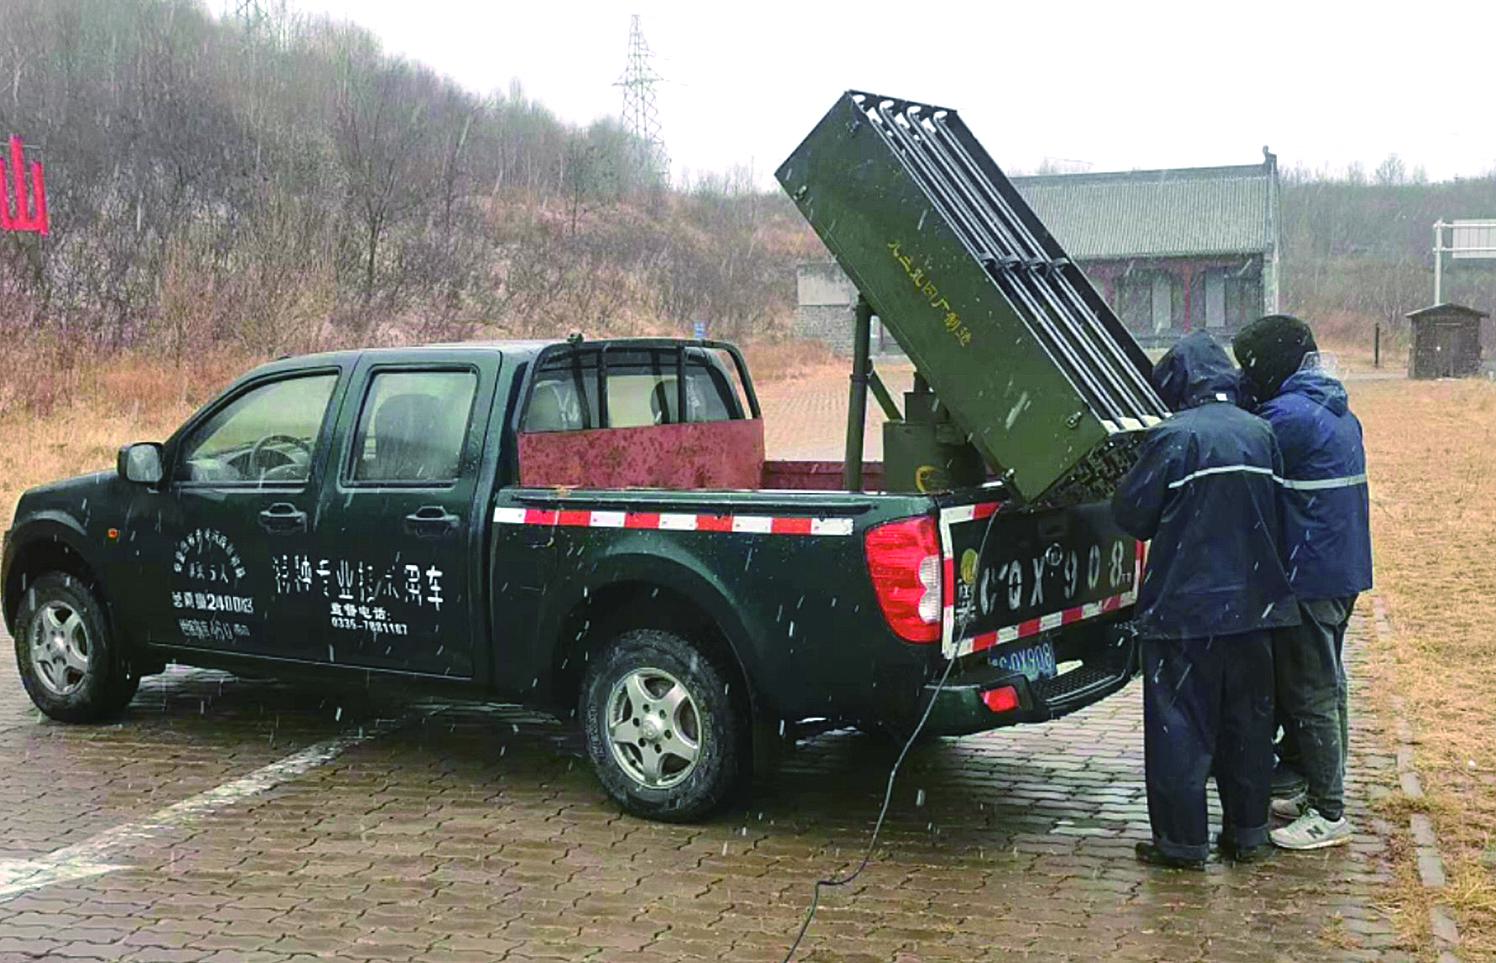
[{"x1": 777, "y1": 91, "x2": 1171, "y2": 506}]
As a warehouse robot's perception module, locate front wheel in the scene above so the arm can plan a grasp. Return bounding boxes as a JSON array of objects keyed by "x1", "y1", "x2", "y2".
[
  {"x1": 15, "y1": 573, "x2": 139, "y2": 723},
  {"x1": 580, "y1": 629, "x2": 745, "y2": 822}
]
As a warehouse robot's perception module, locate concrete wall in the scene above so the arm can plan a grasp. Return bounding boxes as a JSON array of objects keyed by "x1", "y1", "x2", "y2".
[
  {"x1": 794, "y1": 262, "x2": 905, "y2": 357},
  {"x1": 797, "y1": 262, "x2": 858, "y2": 308}
]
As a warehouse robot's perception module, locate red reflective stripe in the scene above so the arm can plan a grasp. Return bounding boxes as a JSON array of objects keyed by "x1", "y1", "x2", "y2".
[
  {"x1": 770, "y1": 516, "x2": 813, "y2": 535},
  {"x1": 970, "y1": 631, "x2": 999, "y2": 654},
  {"x1": 942, "y1": 558, "x2": 956, "y2": 606},
  {"x1": 503, "y1": 508, "x2": 851, "y2": 535},
  {"x1": 972, "y1": 502, "x2": 1000, "y2": 520},
  {"x1": 695, "y1": 514, "x2": 734, "y2": 532},
  {"x1": 953, "y1": 588, "x2": 1138, "y2": 656}
]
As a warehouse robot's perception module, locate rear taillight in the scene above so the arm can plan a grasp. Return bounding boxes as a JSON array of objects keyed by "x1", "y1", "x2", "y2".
[
  {"x1": 981, "y1": 685, "x2": 1019, "y2": 713},
  {"x1": 864, "y1": 515, "x2": 942, "y2": 643}
]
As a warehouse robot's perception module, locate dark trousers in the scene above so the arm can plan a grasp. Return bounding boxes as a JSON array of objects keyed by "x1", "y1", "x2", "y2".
[
  {"x1": 1273, "y1": 596, "x2": 1355, "y2": 821},
  {"x1": 1142, "y1": 632, "x2": 1274, "y2": 861}
]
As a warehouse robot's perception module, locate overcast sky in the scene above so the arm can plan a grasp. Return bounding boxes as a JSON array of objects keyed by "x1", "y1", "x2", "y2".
[{"x1": 262, "y1": 0, "x2": 1493, "y2": 187}]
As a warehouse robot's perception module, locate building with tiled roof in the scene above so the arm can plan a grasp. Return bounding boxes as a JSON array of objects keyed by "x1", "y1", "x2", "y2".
[{"x1": 795, "y1": 150, "x2": 1281, "y2": 352}]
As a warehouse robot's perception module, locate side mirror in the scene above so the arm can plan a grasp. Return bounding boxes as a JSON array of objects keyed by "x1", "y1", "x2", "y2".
[{"x1": 118, "y1": 442, "x2": 164, "y2": 485}]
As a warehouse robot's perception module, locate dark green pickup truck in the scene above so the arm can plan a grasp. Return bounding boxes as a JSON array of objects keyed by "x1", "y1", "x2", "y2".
[{"x1": 3, "y1": 337, "x2": 1140, "y2": 820}]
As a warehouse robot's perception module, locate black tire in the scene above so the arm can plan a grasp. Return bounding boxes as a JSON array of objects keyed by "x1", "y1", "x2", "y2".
[
  {"x1": 580, "y1": 628, "x2": 745, "y2": 822},
  {"x1": 14, "y1": 573, "x2": 139, "y2": 723}
]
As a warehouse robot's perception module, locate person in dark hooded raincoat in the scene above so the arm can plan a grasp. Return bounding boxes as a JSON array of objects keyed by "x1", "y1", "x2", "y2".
[
  {"x1": 1112, "y1": 332, "x2": 1299, "y2": 868},
  {"x1": 1233, "y1": 315, "x2": 1373, "y2": 851}
]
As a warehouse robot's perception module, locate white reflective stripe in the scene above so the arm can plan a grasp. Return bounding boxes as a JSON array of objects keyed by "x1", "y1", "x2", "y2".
[
  {"x1": 810, "y1": 518, "x2": 855, "y2": 536},
  {"x1": 657, "y1": 514, "x2": 698, "y2": 531},
  {"x1": 1278, "y1": 473, "x2": 1367, "y2": 491},
  {"x1": 1166, "y1": 464, "x2": 1276, "y2": 490},
  {"x1": 589, "y1": 511, "x2": 627, "y2": 528},
  {"x1": 493, "y1": 507, "x2": 527, "y2": 524},
  {"x1": 731, "y1": 516, "x2": 773, "y2": 534},
  {"x1": 941, "y1": 505, "x2": 978, "y2": 525}
]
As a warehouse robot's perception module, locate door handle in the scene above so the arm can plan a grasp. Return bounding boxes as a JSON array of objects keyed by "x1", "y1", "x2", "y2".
[
  {"x1": 258, "y1": 502, "x2": 307, "y2": 534},
  {"x1": 404, "y1": 506, "x2": 460, "y2": 538}
]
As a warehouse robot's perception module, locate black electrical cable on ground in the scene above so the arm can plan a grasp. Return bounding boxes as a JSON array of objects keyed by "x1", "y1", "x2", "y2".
[{"x1": 781, "y1": 507, "x2": 1004, "y2": 963}]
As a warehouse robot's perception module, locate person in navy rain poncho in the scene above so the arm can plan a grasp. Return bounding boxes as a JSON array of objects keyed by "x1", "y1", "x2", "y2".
[
  {"x1": 1233, "y1": 315, "x2": 1373, "y2": 851},
  {"x1": 1112, "y1": 332, "x2": 1299, "y2": 869}
]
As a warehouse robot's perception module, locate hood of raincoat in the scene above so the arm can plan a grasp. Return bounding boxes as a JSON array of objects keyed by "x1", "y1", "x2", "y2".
[
  {"x1": 1277, "y1": 368, "x2": 1349, "y2": 416},
  {"x1": 1152, "y1": 331, "x2": 1240, "y2": 411}
]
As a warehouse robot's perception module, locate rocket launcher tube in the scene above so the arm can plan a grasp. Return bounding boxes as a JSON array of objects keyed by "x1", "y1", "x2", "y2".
[{"x1": 777, "y1": 90, "x2": 1171, "y2": 504}]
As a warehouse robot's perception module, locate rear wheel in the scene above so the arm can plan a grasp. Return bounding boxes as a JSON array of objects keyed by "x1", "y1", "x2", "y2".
[
  {"x1": 15, "y1": 573, "x2": 139, "y2": 723},
  {"x1": 581, "y1": 629, "x2": 745, "y2": 822}
]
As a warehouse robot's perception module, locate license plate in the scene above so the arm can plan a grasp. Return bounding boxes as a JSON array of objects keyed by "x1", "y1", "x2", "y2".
[{"x1": 991, "y1": 639, "x2": 1057, "y2": 682}]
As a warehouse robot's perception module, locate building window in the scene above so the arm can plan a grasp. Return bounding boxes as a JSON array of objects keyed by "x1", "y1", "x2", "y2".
[
  {"x1": 1203, "y1": 270, "x2": 1227, "y2": 329},
  {"x1": 1118, "y1": 274, "x2": 1152, "y2": 331},
  {"x1": 1225, "y1": 274, "x2": 1263, "y2": 328}
]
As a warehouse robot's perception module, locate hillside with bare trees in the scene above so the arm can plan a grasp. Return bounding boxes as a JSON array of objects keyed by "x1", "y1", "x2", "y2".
[
  {"x1": 0, "y1": 0, "x2": 820, "y2": 366},
  {"x1": 2, "y1": 0, "x2": 1493, "y2": 382},
  {"x1": 1281, "y1": 165, "x2": 1496, "y2": 348}
]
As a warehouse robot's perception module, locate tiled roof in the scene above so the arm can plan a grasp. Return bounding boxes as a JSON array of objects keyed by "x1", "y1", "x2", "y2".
[
  {"x1": 1406, "y1": 302, "x2": 1488, "y2": 321},
  {"x1": 1012, "y1": 163, "x2": 1276, "y2": 260}
]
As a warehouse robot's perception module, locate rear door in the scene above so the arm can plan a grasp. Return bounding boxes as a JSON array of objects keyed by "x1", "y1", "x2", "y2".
[
  {"x1": 938, "y1": 498, "x2": 1141, "y2": 660},
  {"x1": 303, "y1": 352, "x2": 498, "y2": 676}
]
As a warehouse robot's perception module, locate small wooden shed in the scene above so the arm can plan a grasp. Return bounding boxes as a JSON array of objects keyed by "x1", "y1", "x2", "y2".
[{"x1": 1406, "y1": 303, "x2": 1486, "y2": 379}]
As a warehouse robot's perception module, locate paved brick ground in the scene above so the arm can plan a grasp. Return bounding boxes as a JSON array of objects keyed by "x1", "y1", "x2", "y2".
[
  {"x1": 0, "y1": 371, "x2": 1411, "y2": 961},
  {"x1": 760, "y1": 365, "x2": 916, "y2": 462},
  {"x1": 0, "y1": 633, "x2": 1407, "y2": 962}
]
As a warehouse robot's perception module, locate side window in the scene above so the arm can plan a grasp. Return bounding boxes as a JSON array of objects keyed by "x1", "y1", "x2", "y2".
[
  {"x1": 177, "y1": 374, "x2": 338, "y2": 483},
  {"x1": 523, "y1": 368, "x2": 598, "y2": 433},
  {"x1": 611, "y1": 364, "x2": 737, "y2": 427},
  {"x1": 521, "y1": 351, "x2": 743, "y2": 433},
  {"x1": 685, "y1": 362, "x2": 737, "y2": 422},
  {"x1": 607, "y1": 373, "x2": 675, "y2": 428},
  {"x1": 349, "y1": 370, "x2": 478, "y2": 484}
]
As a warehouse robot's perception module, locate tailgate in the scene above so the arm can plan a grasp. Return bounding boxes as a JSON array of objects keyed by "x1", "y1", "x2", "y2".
[{"x1": 937, "y1": 498, "x2": 1141, "y2": 659}]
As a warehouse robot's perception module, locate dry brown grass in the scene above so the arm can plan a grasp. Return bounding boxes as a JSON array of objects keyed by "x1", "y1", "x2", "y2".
[
  {"x1": 738, "y1": 339, "x2": 840, "y2": 383},
  {"x1": 0, "y1": 348, "x2": 255, "y2": 519},
  {"x1": 1352, "y1": 375, "x2": 1496, "y2": 958}
]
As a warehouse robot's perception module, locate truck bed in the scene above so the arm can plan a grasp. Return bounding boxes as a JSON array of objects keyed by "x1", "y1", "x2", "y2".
[{"x1": 490, "y1": 476, "x2": 1137, "y2": 735}]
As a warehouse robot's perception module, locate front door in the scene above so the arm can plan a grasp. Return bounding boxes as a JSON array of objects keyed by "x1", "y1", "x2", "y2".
[
  {"x1": 303, "y1": 357, "x2": 494, "y2": 677},
  {"x1": 141, "y1": 368, "x2": 346, "y2": 659}
]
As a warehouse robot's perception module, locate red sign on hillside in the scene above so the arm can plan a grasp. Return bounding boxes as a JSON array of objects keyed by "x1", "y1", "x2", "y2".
[{"x1": 0, "y1": 136, "x2": 48, "y2": 235}]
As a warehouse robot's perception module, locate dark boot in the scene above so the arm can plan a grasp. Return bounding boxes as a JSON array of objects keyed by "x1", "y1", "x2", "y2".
[
  {"x1": 1216, "y1": 833, "x2": 1273, "y2": 864},
  {"x1": 1135, "y1": 841, "x2": 1206, "y2": 871}
]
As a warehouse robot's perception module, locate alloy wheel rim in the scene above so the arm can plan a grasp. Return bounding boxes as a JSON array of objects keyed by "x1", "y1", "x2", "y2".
[
  {"x1": 29, "y1": 601, "x2": 90, "y2": 697},
  {"x1": 605, "y1": 666, "x2": 702, "y2": 789}
]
